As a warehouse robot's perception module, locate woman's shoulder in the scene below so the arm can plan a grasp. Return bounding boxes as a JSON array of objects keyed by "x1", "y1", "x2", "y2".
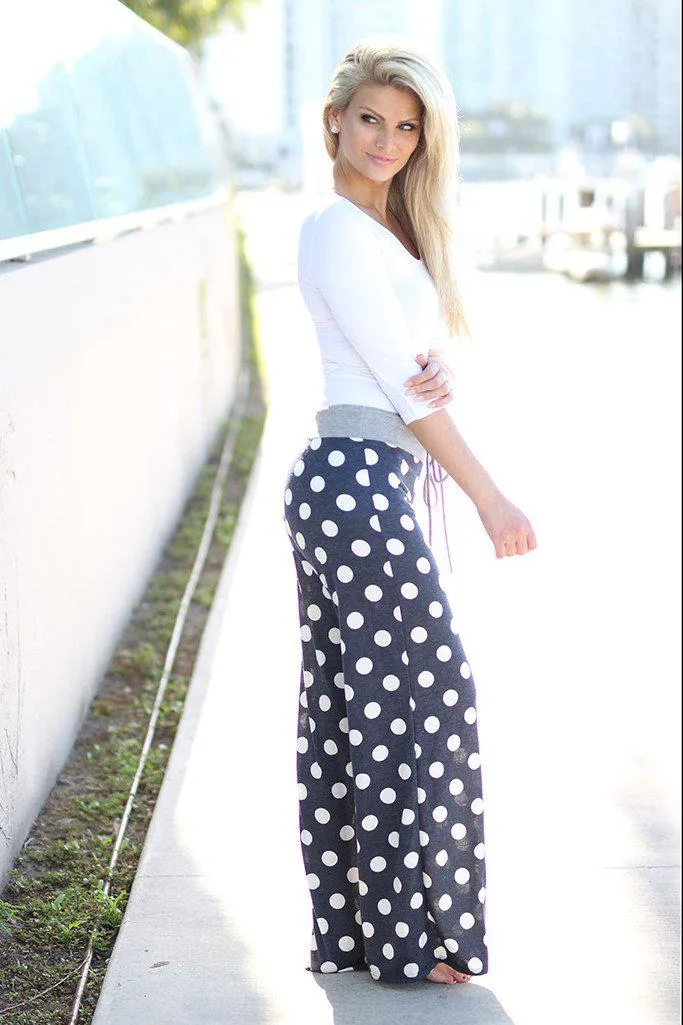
[{"x1": 300, "y1": 193, "x2": 380, "y2": 245}]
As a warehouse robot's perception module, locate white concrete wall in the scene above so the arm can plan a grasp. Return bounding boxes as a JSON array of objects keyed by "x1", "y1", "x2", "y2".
[{"x1": 0, "y1": 201, "x2": 240, "y2": 886}]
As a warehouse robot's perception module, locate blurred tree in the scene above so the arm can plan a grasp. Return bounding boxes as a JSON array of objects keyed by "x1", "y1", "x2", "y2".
[{"x1": 121, "y1": 0, "x2": 258, "y2": 55}]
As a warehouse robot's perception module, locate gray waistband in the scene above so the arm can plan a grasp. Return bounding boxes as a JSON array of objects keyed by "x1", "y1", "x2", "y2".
[{"x1": 314, "y1": 404, "x2": 426, "y2": 462}]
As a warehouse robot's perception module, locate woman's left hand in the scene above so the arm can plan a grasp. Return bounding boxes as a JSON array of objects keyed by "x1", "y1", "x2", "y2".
[{"x1": 403, "y1": 350, "x2": 454, "y2": 409}]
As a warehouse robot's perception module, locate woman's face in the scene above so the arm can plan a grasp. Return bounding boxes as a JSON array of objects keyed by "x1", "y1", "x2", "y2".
[{"x1": 331, "y1": 82, "x2": 423, "y2": 183}]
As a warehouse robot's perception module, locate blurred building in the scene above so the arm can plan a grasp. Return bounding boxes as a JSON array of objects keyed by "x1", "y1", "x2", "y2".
[
  {"x1": 442, "y1": 0, "x2": 681, "y2": 155},
  {"x1": 203, "y1": 0, "x2": 681, "y2": 187}
]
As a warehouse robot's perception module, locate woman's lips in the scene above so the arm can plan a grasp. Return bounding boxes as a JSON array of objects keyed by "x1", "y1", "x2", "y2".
[{"x1": 367, "y1": 153, "x2": 397, "y2": 165}]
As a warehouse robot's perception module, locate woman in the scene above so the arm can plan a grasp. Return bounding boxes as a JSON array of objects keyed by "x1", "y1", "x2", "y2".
[{"x1": 282, "y1": 37, "x2": 536, "y2": 987}]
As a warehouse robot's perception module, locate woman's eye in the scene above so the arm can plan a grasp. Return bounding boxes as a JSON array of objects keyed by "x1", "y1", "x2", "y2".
[{"x1": 360, "y1": 114, "x2": 416, "y2": 131}]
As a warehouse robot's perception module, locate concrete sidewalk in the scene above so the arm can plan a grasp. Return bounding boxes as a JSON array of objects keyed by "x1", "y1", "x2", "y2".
[{"x1": 92, "y1": 190, "x2": 681, "y2": 1025}]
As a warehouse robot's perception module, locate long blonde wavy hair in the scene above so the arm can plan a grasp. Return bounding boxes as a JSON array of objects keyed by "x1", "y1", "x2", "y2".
[{"x1": 322, "y1": 36, "x2": 470, "y2": 340}]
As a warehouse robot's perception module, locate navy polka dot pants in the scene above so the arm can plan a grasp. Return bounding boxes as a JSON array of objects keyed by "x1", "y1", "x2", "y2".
[{"x1": 282, "y1": 435, "x2": 488, "y2": 983}]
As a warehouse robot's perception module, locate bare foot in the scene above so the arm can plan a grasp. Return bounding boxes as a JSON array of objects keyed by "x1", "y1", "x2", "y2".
[{"x1": 426, "y1": 961, "x2": 471, "y2": 984}]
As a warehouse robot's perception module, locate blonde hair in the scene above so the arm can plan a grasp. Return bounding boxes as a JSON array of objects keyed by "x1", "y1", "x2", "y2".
[{"x1": 322, "y1": 36, "x2": 470, "y2": 340}]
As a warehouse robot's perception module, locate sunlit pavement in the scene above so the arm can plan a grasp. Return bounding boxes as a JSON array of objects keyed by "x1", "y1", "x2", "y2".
[{"x1": 93, "y1": 188, "x2": 681, "y2": 1025}]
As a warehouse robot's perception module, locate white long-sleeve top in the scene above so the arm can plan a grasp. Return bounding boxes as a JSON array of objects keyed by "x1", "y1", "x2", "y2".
[{"x1": 297, "y1": 193, "x2": 450, "y2": 425}]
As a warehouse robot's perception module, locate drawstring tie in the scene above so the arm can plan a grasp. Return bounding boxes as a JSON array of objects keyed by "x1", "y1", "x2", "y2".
[{"x1": 421, "y1": 453, "x2": 453, "y2": 573}]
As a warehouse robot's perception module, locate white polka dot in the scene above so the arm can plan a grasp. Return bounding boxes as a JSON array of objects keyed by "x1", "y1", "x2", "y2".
[
  {"x1": 447, "y1": 734, "x2": 461, "y2": 752},
  {"x1": 351, "y1": 539, "x2": 371, "y2": 557},
  {"x1": 356, "y1": 468, "x2": 370, "y2": 486},
  {"x1": 315, "y1": 649, "x2": 326, "y2": 666},
  {"x1": 454, "y1": 867, "x2": 470, "y2": 884},
  {"x1": 478, "y1": 887, "x2": 486, "y2": 903},
  {"x1": 339, "y1": 717, "x2": 349, "y2": 733},
  {"x1": 404, "y1": 963, "x2": 419, "y2": 978},
  {"x1": 390, "y1": 718, "x2": 406, "y2": 735},
  {"x1": 293, "y1": 459, "x2": 305, "y2": 476},
  {"x1": 377, "y1": 898, "x2": 392, "y2": 915},
  {"x1": 299, "y1": 503, "x2": 311, "y2": 519},
  {"x1": 387, "y1": 472, "x2": 401, "y2": 488},
  {"x1": 380, "y1": 787, "x2": 396, "y2": 803},
  {"x1": 393, "y1": 605, "x2": 402, "y2": 621},
  {"x1": 386, "y1": 537, "x2": 405, "y2": 555},
  {"x1": 383, "y1": 560, "x2": 393, "y2": 576},
  {"x1": 433, "y1": 806, "x2": 448, "y2": 823},
  {"x1": 300, "y1": 828, "x2": 312, "y2": 844},
  {"x1": 295, "y1": 532, "x2": 306, "y2": 549},
  {"x1": 383, "y1": 674, "x2": 400, "y2": 691},
  {"x1": 356, "y1": 656, "x2": 373, "y2": 674},
  {"x1": 284, "y1": 487, "x2": 292, "y2": 504},
  {"x1": 438, "y1": 894, "x2": 452, "y2": 911},
  {"x1": 428, "y1": 601, "x2": 443, "y2": 617},
  {"x1": 474, "y1": 843, "x2": 485, "y2": 859},
  {"x1": 468, "y1": 957, "x2": 484, "y2": 973},
  {"x1": 336, "y1": 493, "x2": 356, "y2": 511},
  {"x1": 346, "y1": 611, "x2": 364, "y2": 629},
  {"x1": 369, "y1": 514, "x2": 381, "y2": 532},
  {"x1": 310, "y1": 762, "x2": 322, "y2": 778},
  {"x1": 310, "y1": 476, "x2": 325, "y2": 492},
  {"x1": 460, "y1": 661, "x2": 472, "y2": 679},
  {"x1": 315, "y1": 808, "x2": 330, "y2": 823},
  {"x1": 424, "y1": 715, "x2": 440, "y2": 733},
  {"x1": 364, "y1": 701, "x2": 381, "y2": 719},
  {"x1": 356, "y1": 774, "x2": 371, "y2": 792},
  {"x1": 372, "y1": 745, "x2": 389, "y2": 761},
  {"x1": 419, "y1": 829, "x2": 430, "y2": 845},
  {"x1": 320, "y1": 961, "x2": 338, "y2": 973},
  {"x1": 314, "y1": 546, "x2": 327, "y2": 563},
  {"x1": 400, "y1": 514, "x2": 414, "y2": 530},
  {"x1": 464, "y1": 706, "x2": 477, "y2": 724},
  {"x1": 374, "y1": 630, "x2": 392, "y2": 646},
  {"x1": 416, "y1": 557, "x2": 431, "y2": 573},
  {"x1": 369, "y1": 964, "x2": 381, "y2": 979},
  {"x1": 365, "y1": 584, "x2": 383, "y2": 601},
  {"x1": 395, "y1": 921, "x2": 410, "y2": 938},
  {"x1": 468, "y1": 752, "x2": 481, "y2": 770},
  {"x1": 339, "y1": 935, "x2": 355, "y2": 951},
  {"x1": 370, "y1": 856, "x2": 387, "y2": 872},
  {"x1": 418, "y1": 931, "x2": 428, "y2": 948},
  {"x1": 449, "y1": 778, "x2": 464, "y2": 796},
  {"x1": 445, "y1": 938, "x2": 459, "y2": 953},
  {"x1": 337, "y1": 565, "x2": 353, "y2": 583},
  {"x1": 297, "y1": 737, "x2": 309, "y2": 754},
  {"x1": 388, "y1": 831, "x2": 400, "y2": 848},
  {"x1": 328, "y1": 450, "x2": 345, "y2": 466},
  {"x1": 403, "y1": 851, "x2": 419, "y2": 869},
  {"x1": 317, "y1": 916, "x2": 328, "y2": 933},
  {"x1": 401, "y1": 807, "x2": 415, "y2": 824},
  {"x1": 328, "y1": 627, "x2": 341, "y2": 645},
  {"x1": 319, "y1": 694, "x2": 331, "y2": 711},
  {"x1": 450, "y1": 823, "x2": 467, "y2": 840},
  {"x1": 362, "y1": 814, "x2": 379, "y2": 831},
  {"x1": 382, "y1": 943, "x2": 394, "y2": 959},
  {"x1": 435, "y1": 849, "x2": 449, "y2": 867},
  {"x1": 372, "y1": 493, "x2": 389, "y2": 510},
  {"x1": 340, "y1": 825, "x2": 355, "y2": 841},
  {"x1": 429, "y1": 761, "x2": 444, "y2": 778},
  {"x1": 329, "y1": 893, "x2": 346, "y2": 909},
  {"x1": 418, "y1": 670, "x2": 434, "y2": 687},
  {"x1": 349, "y1": 729, "x2": 363, "y2": 746},
  {"x1": 362, "y1": 921, "x2": 375, "y2": 937},
  {"x1": 436, "y1": 645, "x2": 452, "y2": 662},
  {"x1": 410, "y1": 626, "x2": 428, "y2": 643},
  {"x1": 471, "y1": 797, "x2": 484, "y2": 815},
  {"x1": 460, "y1": 913, "x2": 475, "y2": 930},
  {"x1": 364, "y1": 447, "x2": 379, "y2": 464},
  {"x1": 433, "y1": 945, "x2": 447, "y2": 958},
  {"x1": 443, "y1": 689, "x2": 459, "y2": 706},
  {"x1": 307, "y1": 873, "x2": 320, "y2": 889},
  {"x1": 321, "y1": 519, "x2": 338, "y2": 537},
  {"x1": 321, "y1": 850, "x2": 338, "y2": 866},
  {"x1": 398, "y1": 764, "x2": 412, "y2": 782},
  {"x1": 331, "y1": 782, "x2": 347, "y2": 798}
]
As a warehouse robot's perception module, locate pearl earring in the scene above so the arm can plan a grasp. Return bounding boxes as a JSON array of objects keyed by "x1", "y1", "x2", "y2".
[{"x1": 330, "y1": 124, "x2": 339, "y2": 133}]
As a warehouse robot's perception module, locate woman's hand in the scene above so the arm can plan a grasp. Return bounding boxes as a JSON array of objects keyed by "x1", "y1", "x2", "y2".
[
  {"x1": 475, "y1": 489, "x2": 537, "y2": 558},
  {"x1": 403, "y1": 349, "x2": 454, "y2": 409}
]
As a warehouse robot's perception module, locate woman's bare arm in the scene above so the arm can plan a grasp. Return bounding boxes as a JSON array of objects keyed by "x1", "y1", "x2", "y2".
[{"x1": 407, "y1": 409, "x2": 537, "y2": 558}]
